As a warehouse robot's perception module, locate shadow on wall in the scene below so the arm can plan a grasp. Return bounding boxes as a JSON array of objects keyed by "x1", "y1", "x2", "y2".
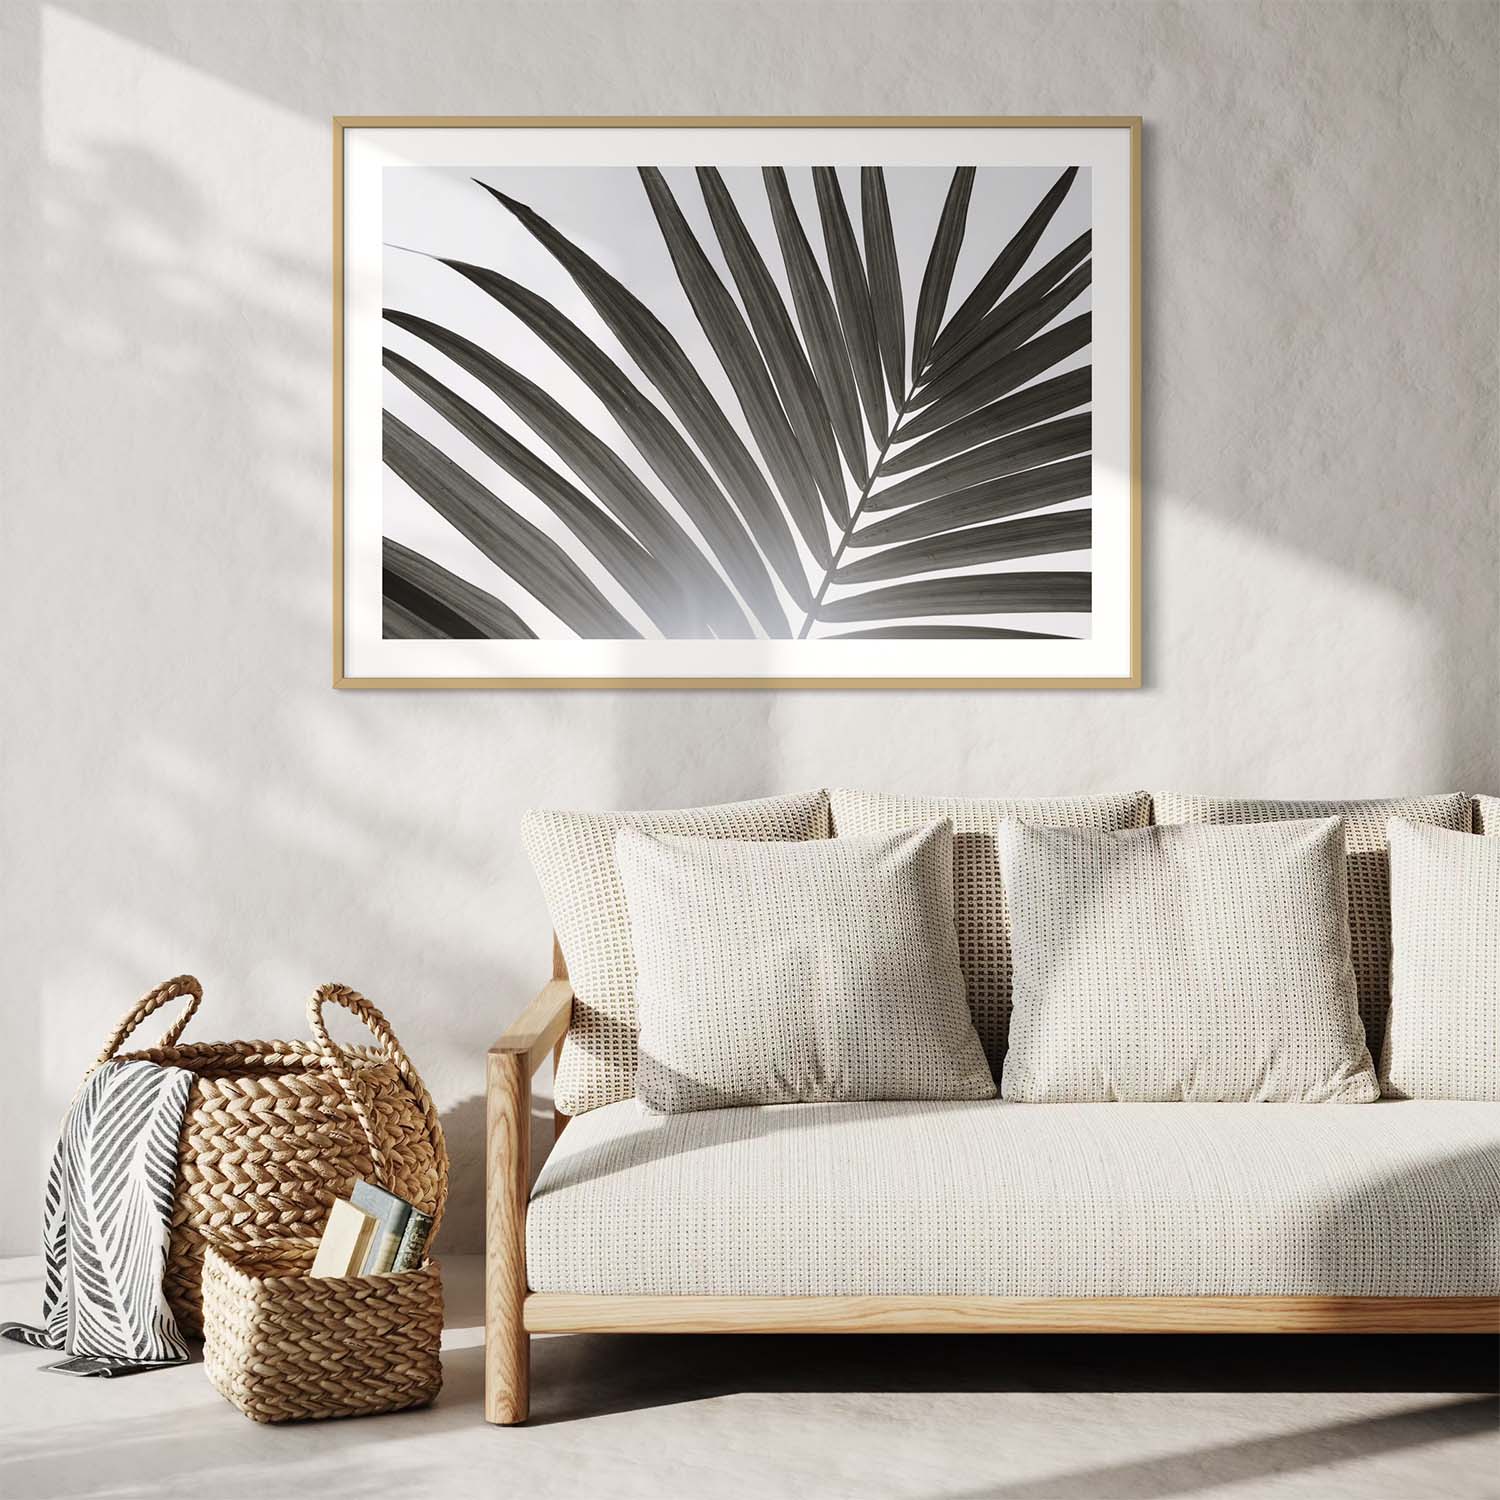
[
  {"x1": 439, "y1": 1092, "x2": 557, "y2": 1228},
  {"x1": 0, "y1": 16, "x2": 536, "y2": 1252},
  {"x1": 24, "y1": 0, "x2": 1498, "y2": 787}
]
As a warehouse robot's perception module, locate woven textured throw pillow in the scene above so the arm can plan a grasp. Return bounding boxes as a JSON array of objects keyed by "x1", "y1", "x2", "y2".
[
  {"x1": 1380, "y1": 817, "x2": 1500, "y2": 1101},
  {"x1": 999, "y1": 818, "x2": 1380, "y2": 1103},
  {"x1": 828, "y1": 790, "x2": 1150, "y2": 1067},
  {"x1": 1151, "y1": 793, "x2": 1469, "y2": 1062},
  {"x1": 617, "y1": 821, "x2": 995, "y2": 1113},
  {"x1": 523, "y1": 792, "x2": 830, "y2": 1115},
  {"x1": 1474, "y1": 796, "x2": 1499, "y2": 835}
]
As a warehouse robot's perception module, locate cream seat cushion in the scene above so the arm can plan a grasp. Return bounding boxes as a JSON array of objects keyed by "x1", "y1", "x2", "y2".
[
  {"x1": 527, "y1": 1098, "x2": 1500, "y2": 1296},
  {"x1": 828, "y1": 789, "x2": 1151, "y2": 1066},
  {"x1": 1381, "y1": 817, "x2": 1500, "y2": 1101},
  {"x1": 1152, "y1": 792, "x2": 1470, "y2": 1062},
  {"x1": 999, "y1": 818, "x2": 1379, "y2": 1103},
  {"x1": 618, "y1": 821, "x2": 994, "y2": 1112},
  {"x1": 523, "y1": 792, "x2": 830, "y2": 1115}
]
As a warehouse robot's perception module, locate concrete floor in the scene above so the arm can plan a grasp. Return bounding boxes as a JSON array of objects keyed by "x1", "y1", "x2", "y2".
[{"x1": 1, "y1": 1255, "x2": 1495, "y2": 1500}]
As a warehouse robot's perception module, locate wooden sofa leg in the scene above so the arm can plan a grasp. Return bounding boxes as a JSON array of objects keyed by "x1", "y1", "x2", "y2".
[
  {"x1": 486, "y1": 1047, "x2": 530, "y2": 1424},
  {"x1": 486, "y1": 1311, "x2": 529, "y2": 1426}
]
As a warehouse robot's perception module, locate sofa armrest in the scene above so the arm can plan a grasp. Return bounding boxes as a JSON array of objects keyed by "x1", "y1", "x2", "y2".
[
  {"x1": 486, "y1": 976, "x2": 572, "y2": 1423},
  {"x1": 488, "y1": 978, "x2": 573, "y2": 1076}
]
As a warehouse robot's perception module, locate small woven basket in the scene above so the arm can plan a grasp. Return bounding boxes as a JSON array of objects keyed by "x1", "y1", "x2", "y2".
[
  {"x1": 90, "y1": 977, "x2": 447, "y2": 1336},
  {"x1": 202, "y1": 1241, "x2": 443, "y2": 1423}
]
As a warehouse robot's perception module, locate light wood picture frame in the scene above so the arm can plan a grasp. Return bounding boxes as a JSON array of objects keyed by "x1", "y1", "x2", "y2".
[{"x1": 334, "y1": 117, "x2": 1140, "y2": 689}]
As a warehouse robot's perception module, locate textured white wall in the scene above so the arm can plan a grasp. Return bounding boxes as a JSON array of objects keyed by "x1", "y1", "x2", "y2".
[{"x1": 1, "y1": 1, "x2": 1496, "y2": 1254}]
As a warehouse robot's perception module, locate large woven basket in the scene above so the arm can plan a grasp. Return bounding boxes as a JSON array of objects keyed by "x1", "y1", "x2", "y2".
[{"x1": 91, "y1": 976, "x2": 447, "y2": 1337}]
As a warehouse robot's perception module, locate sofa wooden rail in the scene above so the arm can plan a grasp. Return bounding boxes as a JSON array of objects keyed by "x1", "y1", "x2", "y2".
[
  {"x1": 486, "y1": 953, "x2": 1500, "y2": 1426},
  {"x1": 522, "y1": 1294, "x2": 1500, "y2": 1337}
]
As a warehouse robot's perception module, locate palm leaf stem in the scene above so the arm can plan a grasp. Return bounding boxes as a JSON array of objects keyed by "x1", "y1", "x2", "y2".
[{"x1": 797, "y1": 397, "x2": 911, "y2": 639}]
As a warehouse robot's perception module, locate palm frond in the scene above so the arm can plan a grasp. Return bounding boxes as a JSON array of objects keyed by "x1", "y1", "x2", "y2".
[
  {"x1": 383, "y1": 308, "x2": 744, "y2": 637},
  {"x1": 861, "y1": 167, "x2": 906, "y2": 404},
  {"x1": 918, "y1": 261, "x2": 1091, "y2": 409},
  {"x1": 697, "y1": 168, "x2": 849, "y2": 523},
  {"x1": 895, "y1": 313, "x2": 1092, "y2": 441},
  {"x1": 835, "y1": 510, "x2": 1091, "y2": 585},
  {"x1": 923, "y1": 166, "x2": 1078, "y2": 372},
  {"x1": 474, "y1": 183, "x2": 812, "y2": 617},
  {"x1": 813, "y1": 167, "x2": 888, "y2": 445},
  {"x1": 910, "y1": 167, "x2": 975, "y2": 375},
  {"x1": 867, "y1": 414, "x2": 1092, "y2": 511},
  {"x1": 383, "y1": 412, "x2": 639, "y2": 638},
  {"x1": 882, "y1": 368, "x2": 1090, "y2": 474},
  {"x1": 816, "y1": 572, "x2": 1090, "y2": 625},
  {"x1": 763, "y1": 166, "x2": 870, "y2": 486},
  {"x1": 826, "y1": 624, "x2": 1072, "y2": 640},
  {"x1": 923, "y1": 229, "x2": 1091, "y2": 384},
  {"x1": 384, "y1": 349, "x2": 690, "y2": 635},
  {"x1": 638, "y1": 168, "x2": 829, "y2": 567},
  {"x1": 382, "y1": 596, "x2": 446, "y2": 640},
  {"x1": 381, "y1": 161, "x2": 1094, "y2": 642},
  {"x1": 855, "y1": 457, "x2": 1093, "y2": 547},
  {"x1": 382, "y1": 537, "x2": 537, "y2": 640},
  {"x1": 433, "y1": 255, "x2": 789, "y2": 636}
]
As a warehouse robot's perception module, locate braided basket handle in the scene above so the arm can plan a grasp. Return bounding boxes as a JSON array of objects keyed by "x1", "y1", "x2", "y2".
[
  {"x1": 90, "y1": 975, "x2": 203, "y2": 1071},
  {"x1": 307, "y1": 983, "x2": 449, "y2": 1242}
]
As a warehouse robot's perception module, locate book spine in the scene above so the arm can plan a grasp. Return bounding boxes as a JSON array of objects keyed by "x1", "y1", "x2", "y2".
[
  {"x1": 311, "y1": 1199, "x2": 378, "y2": 1279},
  {"x1": 392, "y1": 1208, "x2": 434, "y2": 1272},
  {"x1": 364, "y1": 1227, "x2": 402, "y2": 1275},
  {"x1": 350, "y1": 1181, "x2": 413, "y2": 1275}
]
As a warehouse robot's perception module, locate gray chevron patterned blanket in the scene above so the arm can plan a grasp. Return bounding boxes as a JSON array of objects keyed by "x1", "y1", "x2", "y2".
[{"x1": 1, "y1": 1060, "x2": 193, "y2": 1375}]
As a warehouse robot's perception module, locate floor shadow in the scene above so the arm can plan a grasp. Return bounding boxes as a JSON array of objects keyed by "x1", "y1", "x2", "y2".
[
  {"x1": 525, "y1": 1331, "x2": 1500, "y2": 1426},
  {"x1": 939, "y1": 1396, "x2": 1499, "y2": 1500}
]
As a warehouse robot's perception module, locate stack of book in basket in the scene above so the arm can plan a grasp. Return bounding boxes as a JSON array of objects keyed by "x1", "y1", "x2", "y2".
[
  {"x1": 312, "y1": 1182, "x2": 434, "y2": 1278},
  {"x1": 202, "y1": 1180, "x2": 443, "y2": 1424}
]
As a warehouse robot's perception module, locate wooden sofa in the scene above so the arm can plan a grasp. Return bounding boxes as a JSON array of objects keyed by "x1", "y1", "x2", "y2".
[{"x1": 484, "y1": 945, "x2": 1500, "y2": 1426}]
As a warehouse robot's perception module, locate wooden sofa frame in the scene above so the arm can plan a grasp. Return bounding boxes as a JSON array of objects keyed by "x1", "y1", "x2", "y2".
[{"x1": 485, "y1": 952, "x2": 1500, "y2": 1425}]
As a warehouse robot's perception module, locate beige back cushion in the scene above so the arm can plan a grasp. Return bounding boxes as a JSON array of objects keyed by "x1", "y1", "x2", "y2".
[
  {"x1": 619, "y1": 822, "x2": 995, "y2": 1113},
  {"x1": 1475, "y1": 796, "x2": 1499, "y2": 835},
  {"x1": 829, "y1": 789, "x2": 1151, "y2": 1066},
  {"x1": 1381, "y1": 817, "x2": 1500, "y2": 1101},
  {"x1": 999, "y1": 819, "x2": 1379, "y2": 1103},
  {"x1": 1152, "y1": 793, "x2": 1470, "y2": 1061},
  {"x1": 524, "y1": 792, "x2": 830, "y2": 1115}
]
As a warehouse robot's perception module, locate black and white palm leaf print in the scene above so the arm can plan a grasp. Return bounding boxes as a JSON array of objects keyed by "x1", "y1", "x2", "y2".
[{"x1": 381, "y1": 164, "x2": 1092, "y2": 641}]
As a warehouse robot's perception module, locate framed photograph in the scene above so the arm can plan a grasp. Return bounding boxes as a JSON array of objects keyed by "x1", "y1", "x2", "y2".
[{"x1": 334, "y1": 117, "x2": 1139, "y2": 688}]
